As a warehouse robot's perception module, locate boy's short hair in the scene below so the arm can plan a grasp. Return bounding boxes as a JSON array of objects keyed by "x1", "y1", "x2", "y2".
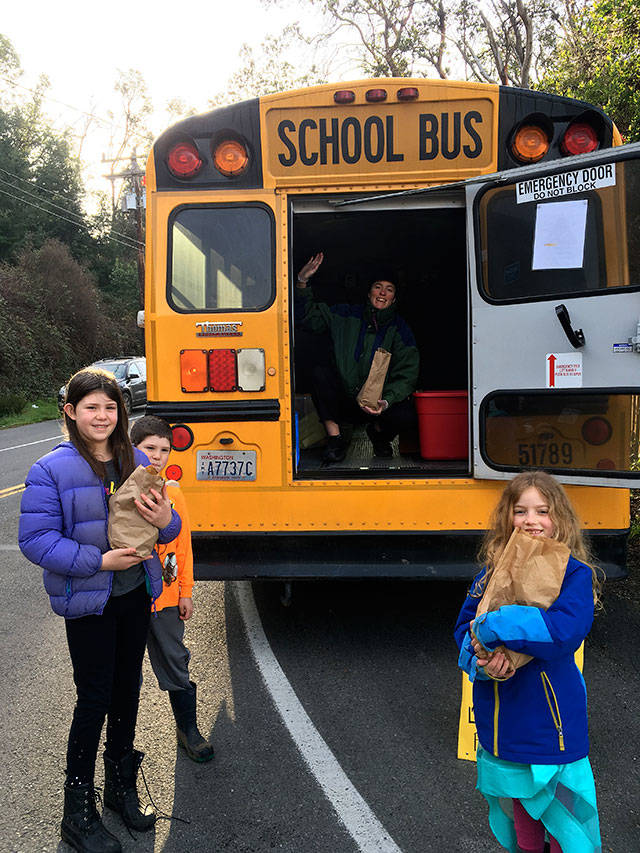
[{"x1": 130, "y1": 415, "x2": 172, "y2": 446}]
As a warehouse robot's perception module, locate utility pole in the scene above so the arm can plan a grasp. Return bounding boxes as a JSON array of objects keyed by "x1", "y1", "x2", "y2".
[{"x1": 102, "y1": 152, "x2": 146, "y2": 312}]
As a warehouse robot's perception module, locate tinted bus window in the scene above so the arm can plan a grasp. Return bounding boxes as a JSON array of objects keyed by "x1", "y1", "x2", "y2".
[
  {"x1": 477, "y1": 159, "x2": 640, "y2": 302},
  {"x1": 169, "y1": 205, "x2": 274, "y2": 312}
]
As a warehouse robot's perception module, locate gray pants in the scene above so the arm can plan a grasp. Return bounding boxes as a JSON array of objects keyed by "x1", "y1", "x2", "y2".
[{"x1": 147, "y1": 607, "x2": 191, "y2": 692}]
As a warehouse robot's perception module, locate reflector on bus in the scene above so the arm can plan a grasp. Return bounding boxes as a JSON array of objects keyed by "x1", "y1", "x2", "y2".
[
  {"x1": 180, "y1": 350, "x2": 208, "y2": 392},
  {"x1": 171, "y1": 424, "x2": 193, "y2": 451},
  {"x1": 236, "y1": 348, "x2": 265, "y2": 392},
  {"x1": 208, "y1": 349, "x2": 237, "y2": 392},
  {"x1": 165, "y1": 464, "x2": 183, "y2": 481}
]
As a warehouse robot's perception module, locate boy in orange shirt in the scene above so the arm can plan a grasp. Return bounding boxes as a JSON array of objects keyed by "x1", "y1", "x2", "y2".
[{"x1": 131, "y1": 416, "x2": 213, "y2": 762}]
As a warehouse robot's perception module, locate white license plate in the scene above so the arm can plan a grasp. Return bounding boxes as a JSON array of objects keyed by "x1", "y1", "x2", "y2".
[{"x1": 196, "y1": 450, "x2": 256, "y2": 481}]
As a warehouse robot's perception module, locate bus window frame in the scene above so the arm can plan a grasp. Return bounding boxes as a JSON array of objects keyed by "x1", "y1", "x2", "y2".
[
  {"x1": 474, "y1": 179, "x2": 617, "y2": 307},
  {"x1": 478, "y1": 387, "x2": 640, "y2": 480},
  {"x1": 472, "y1": 147, "x2": 640, "y2": 306},
  {"x1": 166, "y1": 201, "x2": 277, "y2": 314}
]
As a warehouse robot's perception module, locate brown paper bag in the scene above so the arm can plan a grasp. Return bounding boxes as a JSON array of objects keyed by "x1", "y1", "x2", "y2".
[
  {"x1": 356, "y1": 348, "x2": 391, "y2": 409},
  {"x1": 107, "y1": 464, "x2": 165, "y2": 558},
  {"x1": 474, "y1": 528, "x2": 569, "y2": 673}
]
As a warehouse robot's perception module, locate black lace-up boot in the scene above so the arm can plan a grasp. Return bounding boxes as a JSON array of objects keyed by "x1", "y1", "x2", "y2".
[
  {"x1": 103, "y1": 750, "x2": 155, "y2": 831},
  {"x1": 61, "y1": 782, "x2": 122, "y2": 852}
]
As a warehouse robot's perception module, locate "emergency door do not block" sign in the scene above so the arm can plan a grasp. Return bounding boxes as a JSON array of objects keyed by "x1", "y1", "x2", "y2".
[{"x1": 546, "y1": 352, "x2": 583, "y2": 388}]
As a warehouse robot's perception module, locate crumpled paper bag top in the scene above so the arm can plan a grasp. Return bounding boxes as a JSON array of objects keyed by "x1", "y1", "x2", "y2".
[
  {"x1": 475, "y1": 528, "x2": 569, "y2": 674},
  {"x1": 107, "y1": 464, "x2": 165, "y2": 559}
]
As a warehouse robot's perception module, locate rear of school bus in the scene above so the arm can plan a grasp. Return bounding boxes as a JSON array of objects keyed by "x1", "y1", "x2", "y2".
[{"x1": 144, "y1": 78, "x2": 636, "y2": 580}]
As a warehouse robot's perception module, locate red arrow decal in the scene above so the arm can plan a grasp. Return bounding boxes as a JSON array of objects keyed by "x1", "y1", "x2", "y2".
[{"x1": 548, "y1": 354, "x2": 557, "y2": 387}]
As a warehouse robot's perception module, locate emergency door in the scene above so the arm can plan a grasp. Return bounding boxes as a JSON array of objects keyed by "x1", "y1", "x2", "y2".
[{"x1": 468, "y1": 141, "x2": 640, "y2": 487}]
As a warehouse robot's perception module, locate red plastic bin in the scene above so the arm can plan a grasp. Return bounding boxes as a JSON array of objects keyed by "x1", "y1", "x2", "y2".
[{"x1": 413, "y1": 391, "x2": 468, "y2": 460}]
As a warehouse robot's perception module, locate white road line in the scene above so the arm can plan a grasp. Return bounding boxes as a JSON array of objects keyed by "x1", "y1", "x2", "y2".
[
  {"x1": 0, "y1": 435, "x2": 60, "y2": 453},
  {"x1": 233, "y1": 580, "x2": 402, "y2": 853}
]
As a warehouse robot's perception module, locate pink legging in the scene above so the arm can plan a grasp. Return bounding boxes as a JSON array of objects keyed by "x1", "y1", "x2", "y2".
[{"x1": 513, "y1": 799, "x2": 562, "y2": 852}]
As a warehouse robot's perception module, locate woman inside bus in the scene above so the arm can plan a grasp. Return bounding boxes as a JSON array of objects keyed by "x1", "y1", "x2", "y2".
[{"x1": 295, "y1": 252, "x2": 419, "y2": 464}]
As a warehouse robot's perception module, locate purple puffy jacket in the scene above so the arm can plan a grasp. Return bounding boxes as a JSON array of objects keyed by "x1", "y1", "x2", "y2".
[{"x1": 18, "y1": 441, "x2": 181, "y2": 618}]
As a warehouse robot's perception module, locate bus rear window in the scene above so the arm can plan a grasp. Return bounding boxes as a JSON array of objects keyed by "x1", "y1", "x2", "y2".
[
  {"x1": 168, "y1": 205, "x2": 274, "y2": 312},
  {"x1": 476, "y1": 158, "x2": 640, "y2": 302}
]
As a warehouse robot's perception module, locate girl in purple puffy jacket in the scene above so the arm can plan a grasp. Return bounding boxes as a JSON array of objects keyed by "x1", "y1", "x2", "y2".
[{"x1": 19, "y1": 368, "x2": 181, "y2": 853}]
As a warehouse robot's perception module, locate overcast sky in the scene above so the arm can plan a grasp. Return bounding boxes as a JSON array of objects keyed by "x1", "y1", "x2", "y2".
[{"x1": 4, "y1": 0, "x2": 333, "y2": 199}]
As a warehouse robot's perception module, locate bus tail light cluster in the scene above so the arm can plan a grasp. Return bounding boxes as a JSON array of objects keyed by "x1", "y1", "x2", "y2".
[
  {"x1": 180, "y1": 348, "x2": 265, "y2": 393},
  {"x1": 510, "y1": 115, "x2": 601, "y2": 164}
]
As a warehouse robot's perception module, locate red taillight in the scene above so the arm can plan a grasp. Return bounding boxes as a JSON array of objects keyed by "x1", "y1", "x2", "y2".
[
  {"x1": 365, "y1": 88, "x2": 387, "y2": 102},
  {"x1": 511, "y1": 124, "x2": 550, "y2": 163},
  {"x1": 596, "y1": 459, "x2": 616, "y2": 470},
  {"x1": 334, "y1": 90, "x2": 355, "y2": 104},
  {"x1": 165, "y1": 464, "x2": 183, "y2": 481},
  {"x1": 561, "y1": 122, "x2": 599, "y2": 156},
  {"x1": 208, "y1": 349, "x2": 237, "y2": 391},
  {"x1": 167, "y1": 141, "x2": 203, "y2": 178},
  {"x1": 581, "y1": 417, "x2": 612, "y2": 446},
  {"x1": 171, "y1": 425, "x2": 193, "y2": 451},
  {"x1": 397, "y1": 87, "x2": 418, "y2": 101}
]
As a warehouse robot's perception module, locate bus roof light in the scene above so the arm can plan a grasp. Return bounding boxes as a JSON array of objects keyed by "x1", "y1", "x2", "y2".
[
  {"x1": 212, "y1": 139, "x2": 249, "y2": 176},
  {"x1": 180, "y1": 349, "x2": 208, "y2": 392},
  {"x1": 366, "y1": 88, "x2": 387, "y2": 102},
  {"x1": 511, "y1": 124, "x2": 550, "y2": 163},
  {"x1": 171, "y1": 425, "x2": 193, "y2": 451},
  {"x1": 397, "y1": 87, "x2": 419, "y2": 101},
  {"x1": 334, "y1": 90, "x2": 355, "y2": 104},
  {"x1": 561, "y1": 122, "x2": 599, "y2": 156},
  {"x1": 236, "y1": 348, "x2": 265, "y2": 392},
  {"x1": 165, "y1": 464, "x2": 183, "y2": 481},
  {"x1": 167, "y1": 141, "x2": 203, "y2": 178},
  {"x1": 208, "y1": 349, "x2": 237, "y2": 392}
]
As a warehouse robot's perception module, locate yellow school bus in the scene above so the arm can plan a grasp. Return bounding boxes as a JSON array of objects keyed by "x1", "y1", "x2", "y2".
[{"x1": 143, "y1": 78, "x2": 640, "y2": 579}]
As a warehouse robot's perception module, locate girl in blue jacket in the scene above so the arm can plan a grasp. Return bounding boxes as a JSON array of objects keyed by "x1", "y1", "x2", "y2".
[
  {"x1": 19, "y1": 368, "x2": 181, "y2": 853},
  {"x1": 454, "y1": 472, "x2": 602, "y2": 853}
]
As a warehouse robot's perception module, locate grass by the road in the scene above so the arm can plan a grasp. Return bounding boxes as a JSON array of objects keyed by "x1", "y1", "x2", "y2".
[{"x1": 0, "y1": 398, "x2": 59, "y2": 430}]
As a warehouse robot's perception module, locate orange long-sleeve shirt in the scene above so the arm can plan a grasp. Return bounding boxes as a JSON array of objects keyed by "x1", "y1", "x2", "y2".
[{"x1": 154, "y1": 483, "x2": 193, "y2": 610}]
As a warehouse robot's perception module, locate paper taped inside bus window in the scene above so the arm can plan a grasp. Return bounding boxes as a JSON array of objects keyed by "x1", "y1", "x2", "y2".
[{"x1": 532, "y1": 199, "x2": 588, "y2": 270}]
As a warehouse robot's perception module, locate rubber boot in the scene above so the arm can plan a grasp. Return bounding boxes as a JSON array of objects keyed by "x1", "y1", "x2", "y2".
[
  {"x1": 61, "y1": 783, "x2": 122, "y2": 852},
  {"x1": 168, "y1": 681, "x2": 214, "y2": 762},
  {"x1": 103, "y1": 750, "x2": 155, "y2": 831}
]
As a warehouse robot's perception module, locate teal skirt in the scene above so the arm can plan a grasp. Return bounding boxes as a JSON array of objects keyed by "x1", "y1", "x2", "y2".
[{"x1": 476, "y1": 747, "x2": 601, "y2": 852}]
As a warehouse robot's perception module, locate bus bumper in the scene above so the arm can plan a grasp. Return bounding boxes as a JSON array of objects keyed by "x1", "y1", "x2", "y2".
[{"x1": 193, "y1": 531, "x2": 629, "y2": 581}]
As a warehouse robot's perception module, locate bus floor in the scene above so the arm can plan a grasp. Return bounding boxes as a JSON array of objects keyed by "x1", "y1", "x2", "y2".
[{"x1": 296, "y1": 426, "x2": 469, "y2": 476}]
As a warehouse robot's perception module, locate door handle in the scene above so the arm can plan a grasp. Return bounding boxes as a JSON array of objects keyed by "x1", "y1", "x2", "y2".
[{"x1": 555, "y1": 304, "x2": 585, "y2": 348}]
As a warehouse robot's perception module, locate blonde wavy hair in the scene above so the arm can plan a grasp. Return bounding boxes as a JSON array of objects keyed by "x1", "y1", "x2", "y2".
[{"x1": 473, "y1": 471, "x2": 602, "y2": 605}]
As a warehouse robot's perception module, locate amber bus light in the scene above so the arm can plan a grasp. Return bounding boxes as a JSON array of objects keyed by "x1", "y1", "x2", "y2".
[
  {"x1": 511, "y1": 124, "x2": 550, "y2": 163},
  {"x1": 213, "y1": 139, "x2": 249, "y2": 176}
]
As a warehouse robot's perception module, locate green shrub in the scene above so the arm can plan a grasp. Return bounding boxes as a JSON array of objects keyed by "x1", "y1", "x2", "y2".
[{"x1": 0, "y1": 393, "x2": 25, "y2": 416}]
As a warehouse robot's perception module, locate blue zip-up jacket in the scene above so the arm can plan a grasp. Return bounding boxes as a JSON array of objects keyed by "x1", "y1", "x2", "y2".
[
  {"x1": 454, "y1": 554, "x2": 594, "y2": 765},
  {"x1": 18, "y1": 441, "x2": 181, "y2": 619}
]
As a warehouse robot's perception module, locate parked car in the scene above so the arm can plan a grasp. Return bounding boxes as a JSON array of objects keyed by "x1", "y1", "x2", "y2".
[{"x1": 57, "y1": 357, "x2": 147, "y2": 415}]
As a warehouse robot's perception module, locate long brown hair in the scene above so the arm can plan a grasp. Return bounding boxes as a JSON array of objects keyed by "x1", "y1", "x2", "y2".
[
  {"x1": 474, "y1": 471, "x2": 602, "y2": 604},
  {"x1": 62, "y1": 367, "x2": 135, "y2": 480}
]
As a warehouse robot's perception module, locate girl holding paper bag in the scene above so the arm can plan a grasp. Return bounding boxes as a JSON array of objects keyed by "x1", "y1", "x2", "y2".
[
  {"x1": 454, "y1": 472, "x2": 602, "y2": 853},
  {"x1": 19, "y1": 368, "x2": 181, "y2": 853},
  {"x1": 295, "y1": 253, "x2": 419, "y2": 463}
]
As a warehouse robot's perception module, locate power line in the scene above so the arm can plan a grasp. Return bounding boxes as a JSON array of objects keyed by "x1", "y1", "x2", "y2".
[
  {"x1": 0, "y1": 187, "x2": 142, "y2": 252},
  {"x1": 0, "y1": 170, "x2": 143, "y2": 247},
  {"x1": 0, "y1": 75, "x2": 154, "y2": 148}
]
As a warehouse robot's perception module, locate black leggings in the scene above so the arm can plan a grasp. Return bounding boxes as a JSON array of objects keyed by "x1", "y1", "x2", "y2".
[
  {"x1": 310, "y1": 362, "x2": 417, "y2": 440},
  {"x1": 64, "y1": 582, "x2": 150, "y2": 785}
]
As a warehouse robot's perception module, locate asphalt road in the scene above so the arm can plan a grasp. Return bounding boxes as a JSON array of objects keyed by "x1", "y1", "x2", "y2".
[{"x1": 0, "y1": 420, "x2": 638, "y2": 852}]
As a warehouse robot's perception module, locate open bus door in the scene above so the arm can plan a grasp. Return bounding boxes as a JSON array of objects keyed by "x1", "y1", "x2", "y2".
[{"x1": 467, "y1": 141, "x2": 640, "y2": 488}]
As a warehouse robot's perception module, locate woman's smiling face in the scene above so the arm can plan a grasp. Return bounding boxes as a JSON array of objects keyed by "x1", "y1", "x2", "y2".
[{"x1": 368, "y1": 280, "x2": 396, "y2": 310}]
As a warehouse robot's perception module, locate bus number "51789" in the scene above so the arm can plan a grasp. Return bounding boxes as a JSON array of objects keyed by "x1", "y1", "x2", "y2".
[{"x1": 517, "y1": 442, "x2": 573, "y2": 466}]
